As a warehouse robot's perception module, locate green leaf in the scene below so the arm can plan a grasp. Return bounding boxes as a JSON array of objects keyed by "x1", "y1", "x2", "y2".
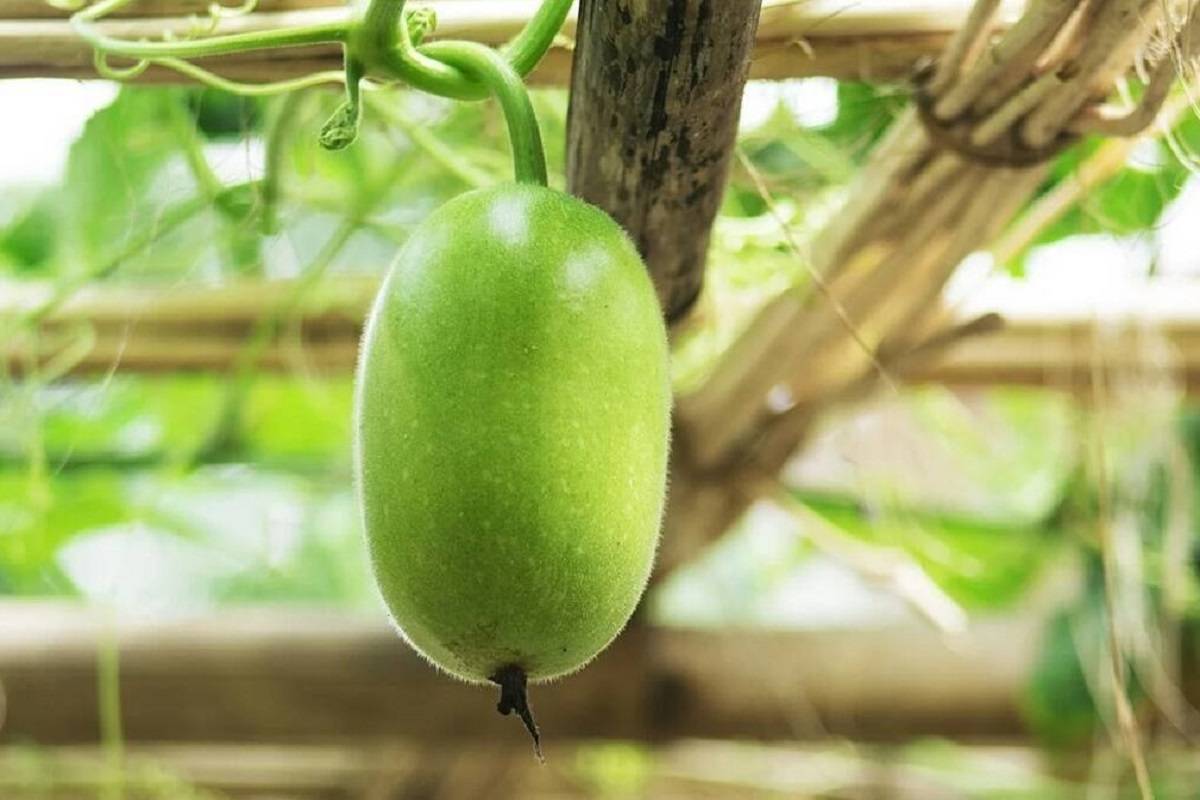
[
  {"x1": 0, "y1": 190, "x2": 59, "y2": 274},
  {"x1": 29, "y1": 377, "x2": 225, "y2": 465},
  {"x1": 237, "y1": 377, "x2": 354, "y2": 462},
  {"x1": 187, "y1": 87, "x2": 262, "y2": 139},
  {"x1": 822, "y1": 82, "x2": 908, "y2": 160},
  {"x1": 742, "y1": 104, "x2": 857, "y2": 186},
  {"x1": 1004, "y1": 110, "x2": 1200, "y2": 274},
  {"x1": 0, "y1": 470, "x2": 130, "y2": 594},
  {"x1": 1023, "y1": 595, "x2": 1105, "y2": 749},
  {"x1": 802, "y1": 494, "x2": 1052, "y2": 609},
  {"x1": 58, "y1": 88, "x2": 189, "y2": 274},
  {"x1": 1023, "y1": 567, "x2": 1152, "y2": 750}
]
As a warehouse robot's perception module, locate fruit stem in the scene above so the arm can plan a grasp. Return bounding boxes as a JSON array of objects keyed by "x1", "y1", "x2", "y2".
[
  {"x1": 419, "y1": 41, "x2": 549, "y2": 185},
  {"x1": 352, "y1": 1, "x2": 549, "y2": 183},
  {"x1": 491, "y1": 665, "x2": 544, "y2": 762}
]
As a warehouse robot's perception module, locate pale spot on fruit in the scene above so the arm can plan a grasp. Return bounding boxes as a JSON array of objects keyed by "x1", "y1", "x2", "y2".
[
  {"x1": 562, "y1": 246, "x2": 608, "y2": 301},
  {"x1": 488, "y1": 193, "x2": 531, "y2": 247}
]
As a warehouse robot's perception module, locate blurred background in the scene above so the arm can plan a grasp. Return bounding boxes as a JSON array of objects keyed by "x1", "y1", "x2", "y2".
[{"x1": 3, "y1": 18, "x2": 1200, "y2": 799}]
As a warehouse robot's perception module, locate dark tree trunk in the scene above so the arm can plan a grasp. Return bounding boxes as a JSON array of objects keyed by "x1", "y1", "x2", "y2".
[{"x1": 566, "y1": 0, "x2": 763, "y2": 324}]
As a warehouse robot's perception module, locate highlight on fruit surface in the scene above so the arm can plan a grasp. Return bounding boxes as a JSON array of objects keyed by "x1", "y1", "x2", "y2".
[{"x1": 353, "y1": 183, "x2": 672, "y2": 755}]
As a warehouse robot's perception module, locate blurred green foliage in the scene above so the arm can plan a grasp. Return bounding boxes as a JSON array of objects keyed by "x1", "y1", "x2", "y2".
[{"x1": 2, "y1": 78, "x2": 1200, "y2": 778}]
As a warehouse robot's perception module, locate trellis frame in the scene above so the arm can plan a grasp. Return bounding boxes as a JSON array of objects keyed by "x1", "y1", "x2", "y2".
[
  {"x1": 0, "y1": 0, "x2": 1013, "y2": 82},
  {"x1": 2, "y1": 8, "x2": 1200, "y2": 773}
]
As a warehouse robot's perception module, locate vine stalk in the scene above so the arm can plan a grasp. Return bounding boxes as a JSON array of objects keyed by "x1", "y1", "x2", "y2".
[
  {"x1": 71, "y1": 0, "x2": 569, "y2": 182},
  {"x1": 411, "y1": 40, "x2": 548, "y2": 184}
]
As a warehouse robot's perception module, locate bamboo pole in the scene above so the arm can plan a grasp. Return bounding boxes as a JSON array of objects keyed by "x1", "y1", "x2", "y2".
[
  {"x1": 7, "y1": 278, "x2": 1200, "y2": 391},
  {"x1": 658, "y1": 0, "x2": 1196, "y2": 578},
  {"x1": 0, "y1": 602, "x2": 1043, "y2": 744},
  {"x1": 0, "y1": 0, "x2": 1021, "y2": 83}
]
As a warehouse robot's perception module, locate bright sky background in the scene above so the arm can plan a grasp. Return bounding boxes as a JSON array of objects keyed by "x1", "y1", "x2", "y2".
[{"x1": 0, "y1": 79, "x2": 118, "y2": 186}]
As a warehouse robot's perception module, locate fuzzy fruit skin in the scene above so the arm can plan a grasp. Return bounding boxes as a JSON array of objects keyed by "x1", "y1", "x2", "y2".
[{"x1": 355, "y1": 184, "x2": 670, "y2": 683}]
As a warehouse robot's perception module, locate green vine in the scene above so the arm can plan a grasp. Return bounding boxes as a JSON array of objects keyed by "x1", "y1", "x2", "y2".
[
  {"x1": 418, "y1": 41, "x2": 548, "y2": 184},
  {"x1": 69, "y1": 0, "x2": 572, "y2": 182}
]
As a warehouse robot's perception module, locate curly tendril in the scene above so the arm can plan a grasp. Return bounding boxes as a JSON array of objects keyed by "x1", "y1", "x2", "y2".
[
  {"x1": 320, "y1": 56, "x2": 365, "y2": 150},
  {"x1": 209, "y1": 0, "x2": 259, "y2": 21},
  {"x1": 185, "y1": 13, "x2": 221, "y2": 38},
  {"x1": 93, "y1": 49, "x2": 150, "y2": 80}
]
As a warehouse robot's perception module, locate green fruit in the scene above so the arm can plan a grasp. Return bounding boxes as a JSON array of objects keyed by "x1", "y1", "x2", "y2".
[{"x1": 354, "y1": 184, "x2": 671, "y2": 690}]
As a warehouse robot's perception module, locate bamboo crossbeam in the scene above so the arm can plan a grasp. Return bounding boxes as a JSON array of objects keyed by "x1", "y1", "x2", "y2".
[
  {"x1": 0, "y1": 602, "x2": 1041, "y2": 744},
  {"x1": 7, "y1": 277, "x2": 1200, "y2": 392},
  {"x1": 0, "y1": 0, "x2": 1020, "y2": 83},
  {"x1": 21, "y1": 741, "x2": 1186, "y2": 799},
  {"x1": 1, "y1": 0, "x2": 332, "y2": 17}
]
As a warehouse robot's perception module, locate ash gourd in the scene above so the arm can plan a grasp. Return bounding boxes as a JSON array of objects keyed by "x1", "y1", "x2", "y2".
[
  {"x1": 72, "y1": 0, "x2": 671, "y2": 758},
  {"x1": 351, "y1": 2, "x2": 672, "y2": 760}
]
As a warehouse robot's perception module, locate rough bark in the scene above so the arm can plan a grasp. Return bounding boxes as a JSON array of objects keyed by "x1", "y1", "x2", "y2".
[{"x1": 565, "y1": 0, "x2": 763, "y2": 323}]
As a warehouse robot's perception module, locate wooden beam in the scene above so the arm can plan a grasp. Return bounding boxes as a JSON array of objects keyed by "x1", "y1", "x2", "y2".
[
  {"x1": 904, "y1": 317, "x2": 1200, "y2": 393},
  {"x1": 565, "y1": 0, "x2": 763, "y2": 322},
  {"x1": 0, "y1": 602, "x2": 1040, "y2": 744},
  {"x1": 4, "y1": 0, "x2": 1008, "y2": 28},
  {"x1": 0, "y1": 0, "x2": 1016, "y2": 84},
  {"x1": 8, "y1": 278, "x2": 1200, "y2": 391},
  {"x1": 1, "y1": 0, "x2": 334, "y2": 17},
  {"x1": 15, "y1": 740, "x2": 1182, "y2": 798},
  {"x1": 15, "y1": 740, "x2": 1200, "y2": 799},
  {"x1": 0, "y1": 5, "x2": 530, "y2": 84},
  {"x1": 0, "y1": 277, "x2": 374, "y2": 375}
]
